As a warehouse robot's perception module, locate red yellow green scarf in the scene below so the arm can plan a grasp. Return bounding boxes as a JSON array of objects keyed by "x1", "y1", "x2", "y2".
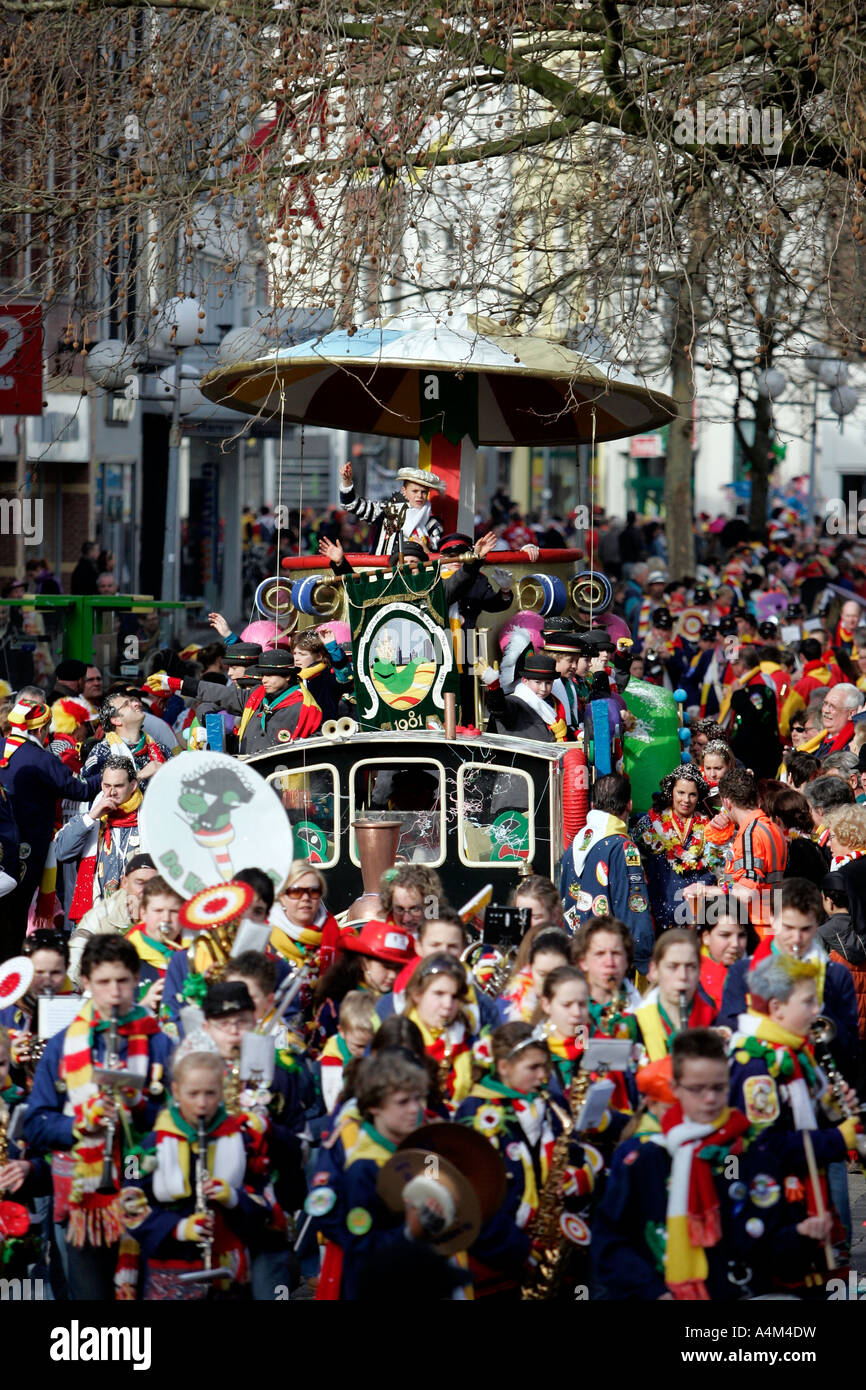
[
  {"x1": 59, "y1": 1000, "x2": 159, "y2": 1249},
  {"x1": 661, "y1": 1102, "x2": 751, "y2": 1299}
]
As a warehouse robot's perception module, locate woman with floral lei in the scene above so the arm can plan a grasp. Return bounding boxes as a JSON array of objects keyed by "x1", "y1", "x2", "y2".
[
  {"x1": 456, "y1": 1022, "x2": 598, "y2": 1298},
  {"x1": 123, "y1": 1051, "x2": 275, "y2": 1300},
  {"x1": 635, "y1": 762, "x2": 723, "y2": 930}
]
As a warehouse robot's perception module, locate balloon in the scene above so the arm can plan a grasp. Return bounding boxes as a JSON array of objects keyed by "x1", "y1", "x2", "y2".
[
  {"x1": 317, "y1": 620, "x2": 351, "y2": 645},
  {"x1": 499, "y1": 610, "x2": 544, "y2": 653},
  {"x1": 240, "y1": 620, "x2": 292, "y2": 651}
]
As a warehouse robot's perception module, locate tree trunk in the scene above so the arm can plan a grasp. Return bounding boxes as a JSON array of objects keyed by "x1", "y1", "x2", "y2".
[
  {"x1": 663, "y1": 199, "x2": 710, "y2": 580},
  {"x1": 664, "y1": 343, "x2": 696, "y2": 580},
  {"x1": 747, "y1": 389, "x2": 774, "y2": 536}
]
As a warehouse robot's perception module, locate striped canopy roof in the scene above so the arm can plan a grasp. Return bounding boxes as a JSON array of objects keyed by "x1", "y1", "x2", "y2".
[{"x1": 200, "y1": 309, "x2": 676, "y2": 445}]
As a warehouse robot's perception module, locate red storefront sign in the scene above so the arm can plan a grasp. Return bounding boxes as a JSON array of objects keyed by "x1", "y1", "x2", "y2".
[{"x1": 0, "y1": 304, "x2": 43, "y2": 416}]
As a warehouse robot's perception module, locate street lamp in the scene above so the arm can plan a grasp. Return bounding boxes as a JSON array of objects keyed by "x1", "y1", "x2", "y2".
[
  {"x1": 155, "y1": 296, "x2": 206, "y2": 608},
  {"x1": 754, "y1": 353, "x2": 860, "y2": 538},
  {"x1": 804, "y1": 351, "x2": 858, "y2": 539}
]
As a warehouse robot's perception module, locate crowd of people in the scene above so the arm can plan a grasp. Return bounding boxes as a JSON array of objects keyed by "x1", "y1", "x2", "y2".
[{"x1": 1, "y1": 474, "x2": 866, "y2": 1305}]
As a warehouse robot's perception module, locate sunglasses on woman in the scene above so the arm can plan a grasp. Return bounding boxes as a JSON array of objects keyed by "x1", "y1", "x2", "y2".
[{"x1": 284, "y1": 885, "x2": 322, "y2": 900}]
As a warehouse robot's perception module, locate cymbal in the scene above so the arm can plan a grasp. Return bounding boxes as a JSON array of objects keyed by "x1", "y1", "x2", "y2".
[
  {"x1": 397, "y1": 1121, "x2": 508, "y2": 1222},
  {"x1": 377, "y1": 1147, "x2": 481, "y2": 1256}
]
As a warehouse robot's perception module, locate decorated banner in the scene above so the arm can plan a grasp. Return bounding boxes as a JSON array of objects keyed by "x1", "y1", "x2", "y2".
[
  {"x1": 345, "y1": 562, "x2": 459, "y2": 731},
  {"x1": 138, "y1": 751, "x2": 293, "y2": 896}
]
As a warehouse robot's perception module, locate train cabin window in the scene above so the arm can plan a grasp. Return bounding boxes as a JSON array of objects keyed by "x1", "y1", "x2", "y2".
[
  {"x1": 265, "y1": 763, "x2": 339, "y2": 867},
  {"x1": 457, "y1": 765, "x2": 534, "y2": 866},
  {"x1": 350, "y1": 759, "x2": 445, "y2": 867}
]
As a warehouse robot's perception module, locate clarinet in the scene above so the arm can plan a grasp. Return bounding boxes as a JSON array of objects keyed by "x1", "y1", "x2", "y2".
[
  {"x1": 195, "y1": 1117, "x2": 213, "y2": 1272},
  {"x1": 96, "y1": 1006, "x2": 121, "y2": 1194},
  {"x1": 678, "y1": 989, "x2": 690, "y2": 1035}
]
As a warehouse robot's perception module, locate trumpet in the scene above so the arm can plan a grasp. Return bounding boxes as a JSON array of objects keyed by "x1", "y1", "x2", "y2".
[{"x1": 809, "y1": 1015, "x2": 866, "y2": 1155}]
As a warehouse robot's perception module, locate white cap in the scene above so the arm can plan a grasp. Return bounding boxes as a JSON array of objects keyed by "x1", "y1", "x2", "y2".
[
  {"x1": 647, "y1": 570, "x2": 667, "y2": 585},
  {"x1": 396, "y1": 467, "x2": 446, "y2": 491}
]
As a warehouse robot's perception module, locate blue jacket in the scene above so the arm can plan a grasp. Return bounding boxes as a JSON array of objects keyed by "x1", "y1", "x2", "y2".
[
  {"x1": 593, "y1": 1119, "x2": 822, "y2": 1299},
  {"x1": 24, "y1": 1023, "x2": 174, "y2": 1157},
  {"x1": 0, "y1": 741, "x2": 100, "y2": 875},
  {"x1": 560, "y1": 810, "x2": 655, "y2": 975},
  {"x1": 720, "y1": 953, "x2": 860, "y2": 1078}
]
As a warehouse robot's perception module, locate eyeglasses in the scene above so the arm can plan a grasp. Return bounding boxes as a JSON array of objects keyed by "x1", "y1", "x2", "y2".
[
  {"x1": 391, "y1": 903, "x2": 425, "y2": 919},
  {"x1": 675, "y1": 1084, "x2": 728, "y2": 1096},
  {"x1": 285, "y1": 885, "x2": 322, "y2": 900},
  {"x1": 208, "y1": 1015, "x2": 249, "y2": 1032}
]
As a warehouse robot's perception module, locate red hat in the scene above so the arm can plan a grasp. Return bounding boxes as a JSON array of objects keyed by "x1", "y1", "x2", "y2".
[{"x1": 338, "y1": 920, "x2": 415, "y2": 966}]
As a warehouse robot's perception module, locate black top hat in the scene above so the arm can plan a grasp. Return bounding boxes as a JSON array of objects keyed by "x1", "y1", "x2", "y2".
[
  {"x1": 692, "y1": 587, "x2": 711, "y2": 605},
  {"x1": 543, "y1": 631, "x2": 585, "y2": 655},
  {"x1": 521, "y1": 652, "x2": 558, "y2": 680},
  {"x1": 541, "y1": 616, "x2": 576, "y2": 637},
  {"x1": 226, "y1": 642, "x2": 263, "y2": 666},
  {"x1": 699, "y1": 624, "x2": 718, "y2": 642},
  {"x1": 718, "y1": 615, "x2": 738, "y2": 636},
  {"x1": 203, "y1": 980, "x2": 255, "y2": 1019},
  {"x1": 651, "y1": 607, "x2": 673, "y2": 630},
  {"x1": 758, "y1": 619, "x2": 780, "y2": 640},
  {"x1": 253, "y1": 649, "x2": 297, "y2": 678}
]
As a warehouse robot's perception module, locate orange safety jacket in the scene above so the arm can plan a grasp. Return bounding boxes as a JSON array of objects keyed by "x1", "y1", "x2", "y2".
[{"x1": 720, "y1": 809, "x2": 788, "y2": 938}]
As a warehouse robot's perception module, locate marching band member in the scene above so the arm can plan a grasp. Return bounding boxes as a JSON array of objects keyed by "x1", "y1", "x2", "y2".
[
  {"x1": 313, "y1": 920, "x2": 416, "y2": 1044},
  {"x1": 404, "y1": 955, "x2": 476, "y2": 1107},
  {"x1": 456, "y1": 1022, "x2": 597, "y2": 1298},
  {"x1": 268, "y1": 860, "x2": 341, "y2": 976},
  {"x1": 699, "y1": 909, "x2": 748, "y2": 1011},
  {"x1": 635, "y1": 931, "x2": 718, "y2": 1062},
  {"x1": 124, "y1": 875, "x2": 184, "y2": 1014},
  {"x1": 125, "y1": 1050, "x2": 274, "y2": 1300},
  {"x1": 594, "y1": 1030, "x2": 833, "y2": 1300},
  {"x1": 498, "y1": 929, "x2": 572, "y2": 1024},
  {"x1": 318, "y1": 992, "x2": 376, "y2": 1114},
  {"x1": 573, "y1": 917, "x2": 641, "y2": 1113},
  {"x1": 23, "y1": 935, "x2": 173, "y2": 1300},
  {"x1": 310, "y1": 1050, "x2": 457, "y2": 1301}
]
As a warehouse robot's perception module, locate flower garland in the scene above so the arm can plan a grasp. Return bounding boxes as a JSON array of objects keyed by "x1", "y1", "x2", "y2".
[{"x1": 642, "y1": 808, "x2": 714, "y2": 874}]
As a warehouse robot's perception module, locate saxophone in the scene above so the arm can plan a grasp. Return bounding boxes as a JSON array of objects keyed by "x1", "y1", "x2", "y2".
[
  {"x1": 520, "y1": 1062, "x2": 593, "y2": 1301},
  {"x1": 223, "y1": 1056, "x2": 242, "y2": 1116}
]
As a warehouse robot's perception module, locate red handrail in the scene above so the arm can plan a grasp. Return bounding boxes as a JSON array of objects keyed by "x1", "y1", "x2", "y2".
[{"x1": 280, "y1": 548, "x2": 584, "y2": 571}]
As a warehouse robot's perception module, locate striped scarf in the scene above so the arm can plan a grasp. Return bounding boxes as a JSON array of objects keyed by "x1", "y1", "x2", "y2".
[
  {"x1": 660, "y1": 1103, "x2": 750, "y2": 1299},
  {"x1": 407, "y1": 1010, "x2": 473, "y2": 1105},
  {"x1": 237, "y1": 682, "x2": 322, "y2": 747},
  {"x1": 59, "y1": 1000, "x2": 158, "y2": 1248},
  {"x1": 106, "y1": 729, "x2": 167, "y2": 771}
]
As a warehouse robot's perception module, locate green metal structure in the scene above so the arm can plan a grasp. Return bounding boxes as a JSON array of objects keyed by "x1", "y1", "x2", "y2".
[{"x1": 0, "y1": 595, "x2": 202, "y2": 664}]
